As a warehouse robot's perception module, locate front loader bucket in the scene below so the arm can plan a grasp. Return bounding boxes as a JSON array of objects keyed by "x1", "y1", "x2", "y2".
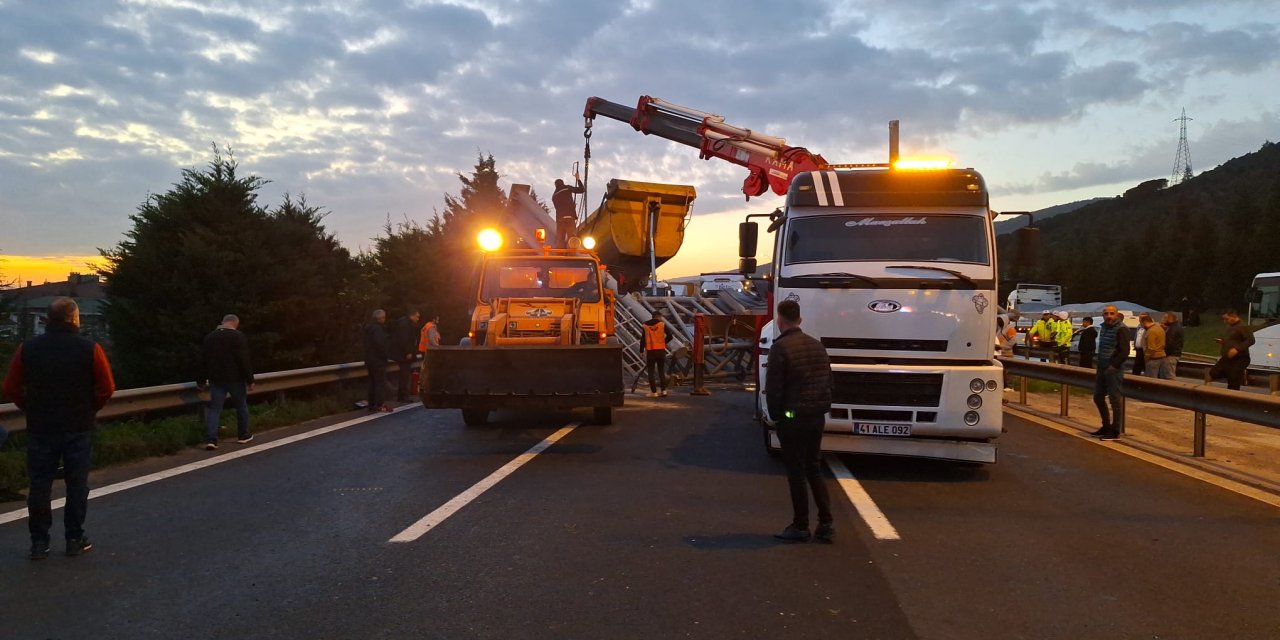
[{"x1": 420, "y1": 344, "x2": 624, "y2": 410}]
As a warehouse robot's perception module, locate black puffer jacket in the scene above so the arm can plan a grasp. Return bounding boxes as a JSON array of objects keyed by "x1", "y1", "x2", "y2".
[{"x1": 765, "y1": 327, "x2": 832, "y2": 420}]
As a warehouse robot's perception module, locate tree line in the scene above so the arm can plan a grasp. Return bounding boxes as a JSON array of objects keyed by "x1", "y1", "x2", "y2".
[
  {"x1": 2, "y1": 147, "x2": 520, "y2": 388},
  {"x1": 998, "y1": 141, "x2": 1280, "y2": 313}
]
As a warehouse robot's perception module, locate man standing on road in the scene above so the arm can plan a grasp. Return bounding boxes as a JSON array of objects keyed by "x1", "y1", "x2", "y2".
[
  {"x1": 2, "y1": 297, "x2": 115, "y2": 560},
  {"x1": 1205, "y1": 308, "x2": 1254, "y2": 390},
  {"x1": 1161, "y1": 312, "x2": 1184, "y2": 380},
  {"x1": 363, "y1": 309, "x2": 392, "y2": 413},
  {"x1": 1091, "y1": 306, "x2": 1130, "y2": 441},
  {"x1": 1077, "y1": 317, "x2": 1097, "y2": 369},
  {"x1": 641, "y1": 315, "x2": 671, "y2": 397},
  {"x1": 1139, "y1": 313, "x2": 1166, "y2": 379},
  {"x1": 1132, "y1": 314, "x2": 1147, "y2": 376},
  {"x1": 1053, "y1": 311, "x2": 1073, "y2": 364},
  {"x1": 196, "y1": 314, "x2": 255, "y2": 450},
  {"x1": 391, "y1": 310, "x2": 421, "y2": 402},
  {"x1": 766, "y1": 300, "x2": 835, "y2": 543}
]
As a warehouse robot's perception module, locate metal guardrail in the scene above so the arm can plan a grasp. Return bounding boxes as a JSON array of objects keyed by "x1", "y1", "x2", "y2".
[
  {"x1": 1000, "y1": 357, "x2": 1280, "y2": 457},
  {"x1": 0, "y1": 361, "x2": 399, "y2": 433}
]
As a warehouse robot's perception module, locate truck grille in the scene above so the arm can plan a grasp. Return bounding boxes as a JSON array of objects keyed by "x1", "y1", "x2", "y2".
[
  {"x1": 509, "y1": 321, "x2": 560, "y2": 338},
  {"x1": 832, "y1": 371, "x2": 943, "y2": 407},
  {"x1": 822, "y1": 337, "x2": 948, "y2": 351}
]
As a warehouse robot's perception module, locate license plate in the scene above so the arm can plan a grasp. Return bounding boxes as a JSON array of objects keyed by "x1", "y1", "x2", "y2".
[{"x1": 854, "y1": 422, "x2": 912, "y2": 437}]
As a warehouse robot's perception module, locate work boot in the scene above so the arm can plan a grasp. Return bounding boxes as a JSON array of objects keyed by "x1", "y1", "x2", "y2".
[
  {"x1": 29, "y1": 542, "x2": 50, "y2": 561},
  {"x1": 814, "y1": 523, "x2": 835, "y2": 543},
  {"x1": 65, "y1": 536, "x2": 93, "y2": 557},
  {"x1": 773, "y1": 525, "x2": 811, "y2": 542}
]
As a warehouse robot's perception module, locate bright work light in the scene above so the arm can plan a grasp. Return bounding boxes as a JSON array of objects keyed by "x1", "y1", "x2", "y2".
[
  {"x1": 582, "y1": 236, "x2": 597, "y2": 250},
  {"x1": 477, "y1": 228, "x2": 503, "y2": 252}
]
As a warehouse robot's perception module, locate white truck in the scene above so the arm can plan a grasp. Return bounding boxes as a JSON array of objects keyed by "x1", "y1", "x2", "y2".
[{"x1": 743, "y1": 167, "x2": 1007, "y2": 463}]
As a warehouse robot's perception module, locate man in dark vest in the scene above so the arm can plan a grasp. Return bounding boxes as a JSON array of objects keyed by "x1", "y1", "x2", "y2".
[
  {"x1": 1091, "y1": 306, "x2": 1131, "y2": 440},
  {"x1": 363, "y1": 309, "x2": 392, "y2": 412},
  {"x1": 766, "y1": 300, "x2": 835, "y2": 543},
  {"x1": 1076, "y1": 317, "x2": 1097, "y2": 369},
  {"x1": 3, "y1": 297, "x2": 115, "y2": 560}
]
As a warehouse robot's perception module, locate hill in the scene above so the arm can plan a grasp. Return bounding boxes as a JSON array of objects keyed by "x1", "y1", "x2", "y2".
[
  {"x1": 993, "y1": 198, "x2": 1107, "y2": 235},
  {"x1": 997, "y1": 141, "x2": 1280, "y2": 310}
]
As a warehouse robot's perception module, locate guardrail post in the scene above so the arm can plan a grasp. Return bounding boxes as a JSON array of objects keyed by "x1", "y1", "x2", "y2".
[
  {"x1": 1019, "y1": 375, "x2": 1027, "y2": 404},
  {"x1": 1193, "y1": 412, "x2": 1206, "y2": 457},
  {"x1": 1060, "y1": 383, "x2": 1070, "y2": 417},
  {"x1": 691, "y1": 313, "x2": 710, "y2": 396}
]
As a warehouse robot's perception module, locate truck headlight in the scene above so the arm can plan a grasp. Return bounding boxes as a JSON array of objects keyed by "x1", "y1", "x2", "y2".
[
  {"x1": 967, "y1": 394, "x2": 983, "y2": 409},
  {"x1": 970, "y1": 378, "x2": 985, "y2": 393},
  {"x1": 964, "y1": 411, "x2": 980, "y2": 426}
]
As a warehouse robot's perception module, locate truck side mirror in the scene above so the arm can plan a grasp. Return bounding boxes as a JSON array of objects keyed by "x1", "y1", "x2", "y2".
[
  {"x1": 1015, "y1": 227, "x2": 1040, "y2": 267},
  {"x1": 739, "y1": 258, "x2": 757, "y2": 275},
  {"x1": 739, "y1": 221, "x2": 758, "y2": 259}
]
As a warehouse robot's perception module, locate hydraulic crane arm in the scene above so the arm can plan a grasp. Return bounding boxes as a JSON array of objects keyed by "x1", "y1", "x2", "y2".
[{"x1": 584, "y1": 95, "x2": 831, "y2": 199}]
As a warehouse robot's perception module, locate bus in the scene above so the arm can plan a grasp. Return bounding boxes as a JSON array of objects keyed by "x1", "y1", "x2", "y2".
[{"x1": 1247, "y1": 272, "x2": 1280, "y2": 326}]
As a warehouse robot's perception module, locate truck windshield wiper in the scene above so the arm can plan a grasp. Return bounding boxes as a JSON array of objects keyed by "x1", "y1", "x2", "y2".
[
  {"x1": 794, "y1": 272, "x2": 880, "y2": 287},
  {"x1": 886, "y1": 265, "x2": 978, "y2": 288}
]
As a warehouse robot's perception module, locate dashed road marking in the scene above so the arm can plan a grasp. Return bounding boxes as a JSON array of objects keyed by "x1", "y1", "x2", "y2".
[
  {"x1": 826, "y1": 455, "x2": 901, "y2": 541},
  {"x1": 389, "y1": 422, "x2": 580, "y2": 543}
]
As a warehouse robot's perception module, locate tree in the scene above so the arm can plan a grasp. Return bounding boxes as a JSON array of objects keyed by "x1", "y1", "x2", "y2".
[
  {"x1": 100, "y1": 146, "x2": 371, "y2": 386},
  {"x1": 365, "y1": 153, "x2": 508, "y2": 344}
]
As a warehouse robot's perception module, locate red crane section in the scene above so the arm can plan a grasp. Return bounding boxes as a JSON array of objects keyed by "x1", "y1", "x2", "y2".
[{"x1": 584, "y1": 95, "x2": 833, "y2": 199}]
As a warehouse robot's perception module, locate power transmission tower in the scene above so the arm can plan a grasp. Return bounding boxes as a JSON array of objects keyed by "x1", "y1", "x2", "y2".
[{"x1": 1170, "y1": 108, "x2": 1193, "y2": 185}]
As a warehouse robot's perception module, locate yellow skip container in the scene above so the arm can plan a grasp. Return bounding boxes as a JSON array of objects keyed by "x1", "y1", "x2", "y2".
[{"x1": 576, "y1": 179, "x2": 696, "y2": 293}]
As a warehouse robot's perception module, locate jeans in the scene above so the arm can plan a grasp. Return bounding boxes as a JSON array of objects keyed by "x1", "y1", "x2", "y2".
[
  {"x1": 645, "y1": 350, "x2": 666, "y2": 393},
  {"x1": 776, "y1": 413, "x2": 832, "y2": 530},
  {"x1": 1093, "y1": 367, "x2": 1124, "y2": 431},
  {"x1": 1209, "y1": 356, "x2": 1249, "y2": 390},
  {"x1": 27, "y1": 431, "x2": 93, "y2": 544},
  {"x1": 1150, "y1": 356, "x2": 1178, "y2": 380},
  {"x1": 395, "y1": 358, "x2": 414, "y2": 401},
  {"x1": 206, "y1": 382, "x2": 250, "y2": 442}
]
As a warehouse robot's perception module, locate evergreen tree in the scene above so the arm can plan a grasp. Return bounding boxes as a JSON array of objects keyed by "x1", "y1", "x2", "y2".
[{"x1": 100, "y1": 147, "x2": 370, "y2": 386}]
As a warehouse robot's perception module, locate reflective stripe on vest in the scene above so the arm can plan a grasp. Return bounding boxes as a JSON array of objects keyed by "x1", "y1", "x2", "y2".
[{"x1": 644, "y1": 322, "x2": 665, "y2": 351}]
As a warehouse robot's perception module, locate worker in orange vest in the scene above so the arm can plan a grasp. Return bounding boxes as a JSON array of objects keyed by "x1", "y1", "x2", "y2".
[
  {"x1": 642, "y1": 315, "x2": 671, "y2": 397},
  {"x1": 417, "y1": 315, "x2": 441, "y2": 353}
]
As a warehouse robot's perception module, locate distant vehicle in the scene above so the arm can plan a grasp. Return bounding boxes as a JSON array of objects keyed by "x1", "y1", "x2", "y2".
[
  {"x1": 1006, "y1": 283, "x2": 1061, "y2": 312},
  {"x1": 699, "y1": 274, "x2": 747, "y2": 297},
  {"x1": 1246, "y1": 272, "x2": 1280, "y2": 326}
]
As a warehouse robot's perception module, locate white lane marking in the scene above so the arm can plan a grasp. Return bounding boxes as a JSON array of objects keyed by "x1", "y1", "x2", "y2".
[
  {"x1": 389, "y1": 423, "x2": 580, "y2": 543},
  {"x1": 1006, "y1": 406, "x2": 1280, "y2": 510},
  {"x1": 0, "y1": 404, "x2": 417, "y2": 525},
  {"x1": 825, "y1": 455, "x2": 901, "y2": 541}
]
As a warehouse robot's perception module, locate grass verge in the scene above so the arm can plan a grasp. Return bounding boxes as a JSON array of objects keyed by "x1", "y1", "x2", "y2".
[{"x1": 0, "y1": 384, "x2": 365, "y2": 493}]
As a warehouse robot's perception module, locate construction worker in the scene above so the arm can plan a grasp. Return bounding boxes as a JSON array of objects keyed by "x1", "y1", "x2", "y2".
[
  {"x1": 552, "y1": 178, "x2": 585, "y2": 248},
  {"x1": 1053, "y1": 311, "x2": 1073, "y2": 364},
  {"x1": 417, "y1": 315, "x2": 441, "y2": 353},
  {"x1": 642, "y1": 315, "x2": 671, "y2": 397}
]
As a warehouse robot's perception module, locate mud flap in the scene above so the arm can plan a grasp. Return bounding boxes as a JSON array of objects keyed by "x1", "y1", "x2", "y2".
[{"x1": 421, "y1": 344, "x2": 624, "y2": 410}]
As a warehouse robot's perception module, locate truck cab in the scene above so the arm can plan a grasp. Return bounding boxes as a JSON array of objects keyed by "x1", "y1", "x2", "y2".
[
  {"x1": 471, "y1": 249, "x2": 614, "y2": 345},
  {"x1": 748, "y1": 168, "x2": 1003, "y2": 463}
]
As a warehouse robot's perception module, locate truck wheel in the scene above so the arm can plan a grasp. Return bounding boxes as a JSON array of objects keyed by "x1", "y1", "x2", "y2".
[
  {"x1": 462, "y1": 408, "x2": 490, "y2": 426},
  {"x1": 593, "y1": 406, "x2": 614, "y2": 425}
]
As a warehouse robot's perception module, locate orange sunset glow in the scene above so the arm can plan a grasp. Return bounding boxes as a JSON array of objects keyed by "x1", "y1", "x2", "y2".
[{"x1": 0, "y1": 255, "x2": 105, "y2": 288}]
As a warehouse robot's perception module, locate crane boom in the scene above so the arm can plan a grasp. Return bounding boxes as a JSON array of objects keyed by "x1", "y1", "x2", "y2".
[{"x1": 584, "y1": 95, "x2": 832, "y2": 199}]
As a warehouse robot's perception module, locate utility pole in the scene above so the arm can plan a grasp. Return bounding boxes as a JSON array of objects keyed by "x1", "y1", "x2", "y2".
[{"x1": 1170, "y1": 108, "x2": 1193, "y2": 186}]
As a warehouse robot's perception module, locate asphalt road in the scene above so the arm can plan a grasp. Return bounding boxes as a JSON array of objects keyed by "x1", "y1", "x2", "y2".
[{"x1": 2, "y1": 390, "x2": 1278, "y2": 639}]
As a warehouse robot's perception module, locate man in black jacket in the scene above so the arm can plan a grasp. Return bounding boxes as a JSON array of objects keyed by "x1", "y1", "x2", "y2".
[
  {"x1": 197, "y1": 314, "x2": 255, "y2": 450},
  {"x1": 1077, "y1": 317, "x2": 1097, "y2": 369},
  {"x1": 3, "y1": 297, "x2": 115, "y2": 559},
  {"x1": 765, "y1": 300, "x2": 834, "y2": 543},
  {"x1": 1206, "y1": 308, "x2": 1254, "y2": 390},
  {"x1": 363, "y1": 309, "x2": 392, "y2": 412},
  {"x1": 1091, "y1": 306, "x2": 1131, "y2": 440},
  {"x1": 1161, "y1": 312, "x2": 1184, "y2": 380},
  {"x1": 391, "y1": 310, "x2": 421, "y2": 402}
]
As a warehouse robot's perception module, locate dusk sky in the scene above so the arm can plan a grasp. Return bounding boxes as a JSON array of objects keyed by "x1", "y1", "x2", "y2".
[{"x1": 2, "y1": 0, "x2": 1278, "y2": 284}]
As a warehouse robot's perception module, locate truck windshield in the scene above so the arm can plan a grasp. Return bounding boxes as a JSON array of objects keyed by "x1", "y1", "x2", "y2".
[
  {"x1": 481, "y1": 259, "x2": 601, "y2": 303},
  {"x1": 784, "y1": 214, "x2": 990, "y2": 265}
]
